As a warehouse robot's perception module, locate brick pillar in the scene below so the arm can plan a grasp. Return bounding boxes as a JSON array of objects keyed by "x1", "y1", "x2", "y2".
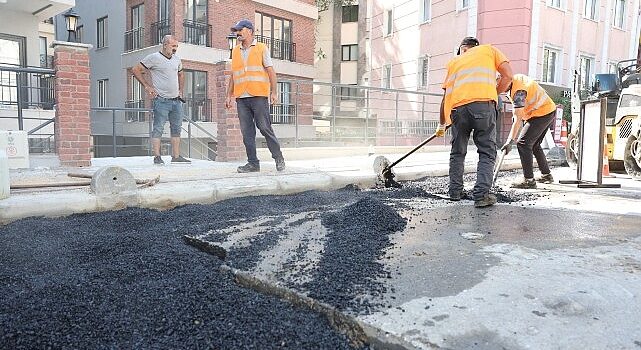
[
  {"x1": 52, "y1": 41, "x2": 93, "y2": 167},
  {"x1": 214, "y1": 61, "x2": 244, "y2": 161}
]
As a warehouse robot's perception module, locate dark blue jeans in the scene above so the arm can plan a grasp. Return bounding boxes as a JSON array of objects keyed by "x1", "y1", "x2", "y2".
[
  {"x1": 449, "y1": 101, "x2": 497, "y2": 200},
  {"x1": 236, "y1": 96, "x2": 283, "y2": 165}
]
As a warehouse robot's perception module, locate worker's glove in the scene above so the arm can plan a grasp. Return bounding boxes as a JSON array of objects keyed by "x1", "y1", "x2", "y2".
[
  {"x1": 501, "y1": 139, "x2": 515, "y2": 154},
  {"x1": 435, "y1": 124, "x2": 447, "y2": 137}
]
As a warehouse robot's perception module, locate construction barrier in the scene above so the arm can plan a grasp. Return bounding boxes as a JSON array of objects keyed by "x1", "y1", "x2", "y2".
[{"x1": 559, "y1": 120, "x2": 568, "y2": 147}]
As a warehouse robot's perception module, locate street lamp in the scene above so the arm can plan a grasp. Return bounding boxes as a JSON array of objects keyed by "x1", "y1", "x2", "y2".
[
  {"x1": 226, "y1": 33, "x2": 237, "y2": 59},
  {"x1": 64, "y1": 8, "x2": 80, "y2": 42}
]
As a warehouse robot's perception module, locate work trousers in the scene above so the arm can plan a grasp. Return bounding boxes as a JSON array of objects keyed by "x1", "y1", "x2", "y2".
[
  {"x1": 449, "y1": 101, "x2": 497, "y2": 200},
  {"x1": 236, "y1": 96, "x2": 283, "y2": 165},
  {"x1": 516, "y1": 111, "x2": 555, "y2": 179}
]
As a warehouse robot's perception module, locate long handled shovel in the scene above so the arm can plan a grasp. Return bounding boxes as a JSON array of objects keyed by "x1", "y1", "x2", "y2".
[
  {"x1": 492, "y1": 149, "x2": 507, "y2": 187},
  {"x1": 379, "y1": 126, "x2": 449, "y2": 188}
]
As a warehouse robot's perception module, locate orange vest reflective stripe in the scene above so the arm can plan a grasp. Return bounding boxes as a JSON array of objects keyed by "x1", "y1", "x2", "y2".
[
  {"x1": 510, "y1": 74, "x2": 556, "y2": 120},
  {"x1": 231, "y1": 43, "x2": 270, "y2": 97},
  {"x1": 442, "y1": 45, "x2": 508, "y2": 124}
]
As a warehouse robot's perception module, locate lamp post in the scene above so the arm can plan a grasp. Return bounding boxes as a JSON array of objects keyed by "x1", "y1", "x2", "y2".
[
  {"x1": 226, "y1": 33, "x2": 237, "y2": 59},
  {"x1": 64, "y1": 8, "x2": 80, "y2": 43}
]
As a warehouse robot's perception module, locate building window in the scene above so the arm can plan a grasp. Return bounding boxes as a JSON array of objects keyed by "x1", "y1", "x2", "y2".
[
  {"x1": 382, "y1": 64, "x2": 392, "y2": 89},
  {"x1": 418, "y1": 56, "x2": 429, "y2": 89},
  {"x1": 458, "y1": 0, "x2": 470, "y2": 10},
  {"x1": 580, "y1": 56, "x2": 595, "y2": 90},
  {"x1": 584, "y1": 0, "x2": 598, "y2": 20},
  {"x1": 183, "y1": 70, "x2": 209, "y2": 121},
  {"x1": 342, "y1": 5, "x2": 358, "y2": 23},
  {"x1": 340, "y1": 85, "x2": 359, "y2": 100},
  {"x1": 159, "y1": 0, "x2": 170, "y2": 21},
  {"x1": 97, "y1": 16, "x2": 108, "y2": 48},
  {"x1": 613, "y1": 0, "x2": 625, "y2": 29},
  {"x1": 255, "y1": 12, "x2": 294, "y2": 61},
  {"x1": 341, "y1": 44, "x2": 358, "y2": 61},
  {"x1": 384, "y1": 9, "x2": 393, "y2": 36},
  {"x1": 420, "y1": 0, "x2": 431, "y2": 22},
  {"x1": 97, "y1": 79, "x2": 108, "y2": 107},
  {"x1": 76, "y1": 25, "x2": 83, "y2": 43},
  {"x1": 542, "y1": 47, "x2": 559, "y2": 84},
  {"x1": 39, "y1": 36, "x2": 51, "y2": 68},
  {"x1": 548, "y1": 0, "x2": 564, "y2": 9},
  {"x1": 271, "y1": 82, "x2": 294, "y2": 124}
]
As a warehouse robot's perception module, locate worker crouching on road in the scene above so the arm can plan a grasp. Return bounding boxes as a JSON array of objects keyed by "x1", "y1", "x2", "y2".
[
  {"x1": 500, "y1": 74, "x2": 557, "y2": 188},
  {"x1": 437, "y1": 37, "x2": 513, "y2": 207},
  {"x1": 225, "y1": 19, "x2": 285, "y2": 173}
]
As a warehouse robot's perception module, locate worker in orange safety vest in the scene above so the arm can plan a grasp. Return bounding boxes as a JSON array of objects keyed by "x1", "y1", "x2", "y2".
[
  {"x1": 500, "y1": 73, "x2": 557, "y2": 188},
  {"x1": 225, "y1": 19, "x2": 285, "y2": 173},
  {"x1": 437, "y1": 37, "x2": 513, "y2": 207}
]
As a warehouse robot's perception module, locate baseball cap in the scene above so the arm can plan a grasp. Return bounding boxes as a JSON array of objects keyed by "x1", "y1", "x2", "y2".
[
  {"x1": 457, "y1": 36, "x2": 480, "y2": 55},
  {"x1": 231, "y1": 19, "x2": 254, "y2": 32}
]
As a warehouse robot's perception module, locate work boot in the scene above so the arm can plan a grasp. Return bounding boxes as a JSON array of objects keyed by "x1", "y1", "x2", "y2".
[
  {"x1": 448, "y1": 190, "x2": 467, "y2": 201},
  {"x1": 275, "y1": 158, "x2": 286, "y2": 172},
  {"x1": 511, "y1": 178, "x2": 537, "y2": 189},
  {"x1": 171, "y1": 155, "x2": 191, "y2": 164},
  {"x1": 153, "y1": 156, "x2": 165, "y2": 165},
  {"x1": 237, "y1": 163, "x2": 260, "y2": 173},
  {"x1": 536, "y1": 173, "x2": 554, "y2": 184},
  {"x1": 474, "y1": 194, "x2": 497, "y2": 208}
]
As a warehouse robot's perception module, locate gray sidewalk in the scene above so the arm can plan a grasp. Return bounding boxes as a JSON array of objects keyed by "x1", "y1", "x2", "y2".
[{"x1": 1, "y1": 146, "x2": 524, "y2": 223}]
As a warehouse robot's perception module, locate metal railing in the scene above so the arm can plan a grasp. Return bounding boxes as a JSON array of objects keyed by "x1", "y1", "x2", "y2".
[
  {"x1": 184, "y1": 97, "x2": 212, "y2": 122},
  {"x1": 91, "y1": 106, "x2": 217, "y2": 160},
  {"x1": 124, "y1": 27, "x2": 145, "y2": 52},
  {"x1": 270, "y1": 103, "x2": 296, "y2": 124},
  {"x1": 255, "y1": 35, "x2": 296, "y2": 62},
  {"x1": 125, "y1": 100, "x2": 146, "y2": 122},
  {"x1": 0, "y1": 65, "x2": 56, "y2": 153},
  {"x1": 183, "y1": 20, "x2": 211, "y2": 47},
  {"x1": 151, "y1": 19, "x2": 171, "y2": 45}
]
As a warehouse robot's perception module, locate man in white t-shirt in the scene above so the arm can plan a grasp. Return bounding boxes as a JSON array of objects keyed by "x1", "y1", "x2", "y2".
[{"x1": 132, "y1": 35, "x2": 190, "y2": 165}]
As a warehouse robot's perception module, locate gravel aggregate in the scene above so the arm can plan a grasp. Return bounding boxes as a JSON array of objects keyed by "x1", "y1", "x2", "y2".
[
  {"x1": 0, "y1": 209, "x2": 356, "y2": 350},
  {"x1": 0, "y1": 169, "x2": 550, "y2": 349}
]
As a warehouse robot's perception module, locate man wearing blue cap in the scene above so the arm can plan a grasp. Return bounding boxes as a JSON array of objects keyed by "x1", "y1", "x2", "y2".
[{"x1": 225, "y1": 19, "x2": 285, "y2": 173}]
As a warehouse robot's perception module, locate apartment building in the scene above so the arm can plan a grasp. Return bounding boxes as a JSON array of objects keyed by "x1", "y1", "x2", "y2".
[
  {"x1": 312, "y1": 0, "x2": 638, "y2": 145},
  {"x1": 1, "y1": 1, "x2": 74, "y2": 154},
  {"x1": 57, "y1": 0, "x2": 317, "y2": 158},
  {"x1": 368, "y1": 0, "x2": 639, "y2": 103}
]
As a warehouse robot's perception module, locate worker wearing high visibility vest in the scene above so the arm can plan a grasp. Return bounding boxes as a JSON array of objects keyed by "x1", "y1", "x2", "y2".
[
  {"x1": 437, "y1": 37, "x2": 513, "y2": 208},
  {"x1": 225, "y1": 19, "x2": 285, "y2": 173},
  {"x1": 500, "y1": 74, "x2": 557, "y2": 188}
]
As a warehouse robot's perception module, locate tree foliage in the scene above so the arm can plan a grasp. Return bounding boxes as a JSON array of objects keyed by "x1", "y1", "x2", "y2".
[{"x1": 316, "y1": 0, "x2": 355, "y2": 12}]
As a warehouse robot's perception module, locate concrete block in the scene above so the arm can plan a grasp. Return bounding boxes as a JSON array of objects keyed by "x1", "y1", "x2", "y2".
[{"x1": 90, "y1": 166, "x2": 137, "y2": 195}]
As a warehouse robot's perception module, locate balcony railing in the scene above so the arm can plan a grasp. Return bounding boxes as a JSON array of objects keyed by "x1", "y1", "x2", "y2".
[
  {"x1": 125, "y1": 100, "x2": 147, "y2": 122},
  {"x1": 124, "y1": 27, "x2": 145, "y2": 52},
  {"x1": 183, "y1": 20, "x2": 211, "y2": 47},
  {"x1": 255, "y1": 35, "x2": 296, "y2": 62},
  {"x1": 270, "y1": 103, "x2": 296, "y2": 124},
  {"x1": 184, "y1": 97, "x2": 212, "y2": 122},
  {"x1": 151, "y1": 19, "x2": 171, "y2": 45}
]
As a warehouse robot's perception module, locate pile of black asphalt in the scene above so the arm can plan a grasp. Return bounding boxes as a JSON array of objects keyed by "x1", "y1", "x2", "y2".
[
  {"x1": 0, "y1": 208, "x2": 357, "y2": 350},
  {"x1": 0, "y1": 171, "x2": 542, "y2": 349}
]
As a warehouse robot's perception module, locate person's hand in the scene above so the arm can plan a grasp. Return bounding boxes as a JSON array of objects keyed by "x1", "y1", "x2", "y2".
[
  {"x1": 435, "y1": 124, "x2": 447, "y2": 137},
  {"x1": 225, "y1": 96, "x2": 233, "y2": 109},
  {"x1": 145, "y1": 85, "x2": 158, "y2": 98},
  {"x1": 270, "y1": 91, "x2": 278, "y2": 104},
  {"x1": 501, "y1": 139, "x2": 515, "y2": 154}
]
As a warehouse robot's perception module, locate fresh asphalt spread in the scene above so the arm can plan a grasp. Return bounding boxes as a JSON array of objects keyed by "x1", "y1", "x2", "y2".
[{"x1": 0, "y1": 171, "x2": 544, "y2": 349}]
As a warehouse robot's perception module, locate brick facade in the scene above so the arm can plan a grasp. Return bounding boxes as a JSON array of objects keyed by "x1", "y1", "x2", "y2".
[
  {"x1": 214, "y1": 62, "x2": 244, "y2": 161},
  {"x1": 123, "y1": 0, "x2": 316, "y2": 161},
  {"x1": 53, "y1": 42, "x2": 93, "y2": 167}
]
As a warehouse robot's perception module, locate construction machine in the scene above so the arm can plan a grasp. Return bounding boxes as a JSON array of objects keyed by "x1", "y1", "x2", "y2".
[{"x1": 566, "y1": 58, "x2": 641, "y2": 180}]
